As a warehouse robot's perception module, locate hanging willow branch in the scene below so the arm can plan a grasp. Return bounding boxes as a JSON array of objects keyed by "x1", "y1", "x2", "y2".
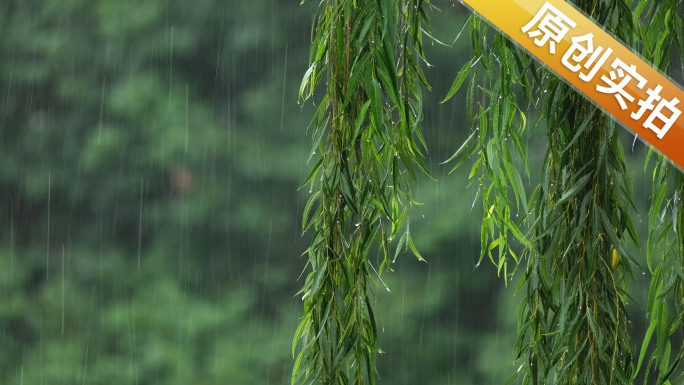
[
  {"x1": 443, "y1": 0, "x2": 673, "y2": 383},
  {"x1": 636, "y1": 0, "x2": 684, "y2": 383},
  {"x1": 514, "y1": 3, "x2": 641, "y2": 378},
  {"x1": 293, "y1": 1, "x2": 432, "y2": 384}
]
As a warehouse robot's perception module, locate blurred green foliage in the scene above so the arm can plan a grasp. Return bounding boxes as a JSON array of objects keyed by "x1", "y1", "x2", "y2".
[
  {"x1": 0, "y1": 0, "x2": 667, "y2": 384},
  {"x1": 0, "y1": 1, "x2": 315, "y2": 383}
]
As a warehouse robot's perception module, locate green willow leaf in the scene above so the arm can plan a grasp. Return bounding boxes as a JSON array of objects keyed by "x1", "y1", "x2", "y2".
[{"x1": 441, "y1": 57, "x2": 475, "y2": 103}]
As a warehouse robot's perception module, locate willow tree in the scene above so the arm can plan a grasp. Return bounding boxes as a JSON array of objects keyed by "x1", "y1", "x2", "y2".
[
  {"x1": 292, "y1": 0, "x2": 433, "y2": 384},
  {"x1": 444, "y1": 0, "x2": 684, "y2": 384},
  {"x1": 294, "y1": 0, "x2": 684, "y2": 384}
]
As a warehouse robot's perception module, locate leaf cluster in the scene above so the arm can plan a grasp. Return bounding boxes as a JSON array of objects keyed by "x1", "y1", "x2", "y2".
[
  {"x1": 442, "y1": 0, "x2": 684, "y2": 383},
  {"x1": 442, "y1": 16, "x2": 535, "y2": 280},
  {"x1": 636, "y1": 0, "x2": 684, "y2": 382}
]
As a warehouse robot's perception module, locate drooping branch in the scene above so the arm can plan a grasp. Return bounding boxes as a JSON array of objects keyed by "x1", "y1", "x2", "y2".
[
  {"x1": 638, "y1": 1, "x2": 684, "y2": 382},
  {"x1": 444, "y1": 0, "x2": 651, "y2": 383},
  {"x1": 293, "y1": 1, "x2": 432, "y2": 384}
]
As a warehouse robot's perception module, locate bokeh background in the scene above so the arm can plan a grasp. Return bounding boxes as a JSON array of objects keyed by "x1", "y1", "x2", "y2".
[{"x1": 0, "y1": 1, "x2": 669, "y2": 384}]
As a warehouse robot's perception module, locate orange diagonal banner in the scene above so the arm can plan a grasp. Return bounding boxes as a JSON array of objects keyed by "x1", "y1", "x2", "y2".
[{"x1": 459, "y1": 0, "x2": 684, "y2": 169}]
